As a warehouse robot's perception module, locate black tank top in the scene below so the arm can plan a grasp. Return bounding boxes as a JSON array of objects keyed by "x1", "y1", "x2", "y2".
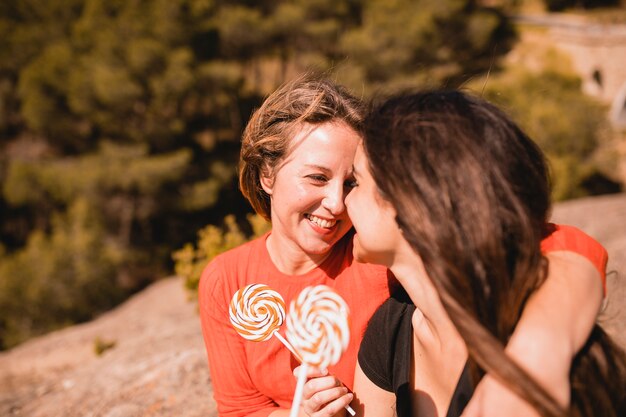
[{"x1": 358, "y1": 288, "x2": 473, "y2": 417}]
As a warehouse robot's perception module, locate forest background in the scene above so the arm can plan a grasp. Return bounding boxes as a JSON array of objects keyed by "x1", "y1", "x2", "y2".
[{"x1": 1, "y1": 0, "x2": 625, "y2": 351}]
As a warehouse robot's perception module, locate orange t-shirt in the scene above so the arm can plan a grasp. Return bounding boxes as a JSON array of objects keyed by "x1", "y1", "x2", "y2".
[
  {"x1": 199, "y1": 224, "x2": 606, "y2": 417},
  {"x1": 541, "y1": 223, "x2": 608, "y2": 291},
  {"x1": 199, "y1": 233, "x2": 393, "y2": 417}
]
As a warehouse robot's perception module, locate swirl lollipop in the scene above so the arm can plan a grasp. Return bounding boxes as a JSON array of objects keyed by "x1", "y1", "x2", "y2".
[
  {"x1": 229, "y1": 284, "x2": 301, "y2": 360},
  {"x1": 286, "y1": 285, "x2": 351, "y2": 417}
]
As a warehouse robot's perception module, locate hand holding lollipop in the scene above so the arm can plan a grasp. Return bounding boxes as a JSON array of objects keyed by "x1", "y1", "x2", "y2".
[{"x1": 286, "y1": 285, "x2": 351, "y2": 417}]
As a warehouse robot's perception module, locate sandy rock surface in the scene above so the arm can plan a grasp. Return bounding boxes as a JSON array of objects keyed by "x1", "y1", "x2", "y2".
[
  {"x1": 1, "y1": 193, "x2": 625, "y2": 417},
  {"x1": 0, "y1": 277, "x2": 216, "y2": 417}
]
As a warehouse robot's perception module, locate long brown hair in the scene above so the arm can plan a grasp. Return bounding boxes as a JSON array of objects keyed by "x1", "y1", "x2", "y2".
[
  {"x1": 363, "y1": 90, "x2": 626, "y2": 417},
  {"x1": 239, "y1": 74, "x2": 364, "y2": 220}
]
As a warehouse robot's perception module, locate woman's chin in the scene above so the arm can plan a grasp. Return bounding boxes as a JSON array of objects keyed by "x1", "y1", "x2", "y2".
[
  {"x1": 352, "y1": 237, "x2": 372, "y2": 263},
  {"x1": 352, "y1": 236, "x2": 394, "y2": 266}
]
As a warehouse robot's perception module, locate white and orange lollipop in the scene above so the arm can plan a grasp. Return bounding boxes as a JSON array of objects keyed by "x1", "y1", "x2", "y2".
[
  {"x1": 286, "y1": 285, "x2": 351, "y2": 417},
  {"x1": 229, "y1": 284, "x2": 300, "y2": 359}
]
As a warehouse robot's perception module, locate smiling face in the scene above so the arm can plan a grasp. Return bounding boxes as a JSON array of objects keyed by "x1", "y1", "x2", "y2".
[
  {"x1": 346, "y1": 144, "x2": 404, "y2": 267},
  {"x1": 261, "y1": 121, "x2": 360, "y2": 261}
]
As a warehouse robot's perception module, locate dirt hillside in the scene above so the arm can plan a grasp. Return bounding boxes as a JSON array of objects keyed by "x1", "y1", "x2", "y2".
[{"x1": 1, "y1": 193, "x2": 625, "y2": 417}]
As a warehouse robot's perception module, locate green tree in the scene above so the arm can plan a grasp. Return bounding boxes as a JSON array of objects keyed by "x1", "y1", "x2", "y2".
[
  {"x1": 0, "y1": 199, "x2": 124, "y2": 349},
  {"x1": 473, "y1": 68, "x2": 611, "y2": 200},
  {"x1": 336, "y1": 0, "x2": 516, "y2": 94},
  {"x1": 3, "y1": 142, "x2": 194, "y2": 249}
]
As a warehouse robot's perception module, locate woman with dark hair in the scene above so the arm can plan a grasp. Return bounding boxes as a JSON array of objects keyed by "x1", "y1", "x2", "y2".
[
  {"x1": 200, "y1": 76, "x2": 612, "y2": 417},
  {"x1": 329, "y1": 90, "x2": 626, "y2": 417}
]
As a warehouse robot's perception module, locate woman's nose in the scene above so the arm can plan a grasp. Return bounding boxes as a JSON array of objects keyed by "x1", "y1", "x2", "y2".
[{"x1": 322, "y1": 183, "x2": 346, "y2": 215}]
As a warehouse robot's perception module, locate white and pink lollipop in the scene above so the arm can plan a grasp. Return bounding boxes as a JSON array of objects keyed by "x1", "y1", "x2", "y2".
[
  {"x1": 286, "y1": 285, "x2": 351, "y2": 417},
  {"x1": 229, "y1": 284, "x2": 301, "y2": 360}
]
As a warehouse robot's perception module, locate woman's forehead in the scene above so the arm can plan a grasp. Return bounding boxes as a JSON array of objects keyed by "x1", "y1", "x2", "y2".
[{"x1": 283, "y1": 122, "x2": 360, "y2": 163}]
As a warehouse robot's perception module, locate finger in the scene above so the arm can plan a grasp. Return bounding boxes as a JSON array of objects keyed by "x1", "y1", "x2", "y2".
[
  {"x1": 412, "y1": 307, "x2": 440, "y2": 349},
  {"x1": 306, "y1": 366, "x2": 328, "y2": 378},
  {"x1": 312, "y1": 393, "x2": 354, "y2": 417},
  {"x1": 293, "y1": 365, "x2": 328, "y2": 379},
  {"x1": 302, "y1": 376, "x2": 344, "y2": 400},
  {"x1": 307, "y1": 390, "x2": 353, "y2": 417}
]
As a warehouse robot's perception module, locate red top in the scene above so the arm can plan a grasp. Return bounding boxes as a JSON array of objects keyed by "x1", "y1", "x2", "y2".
[
  {"x1": 541, "y1": 223, "x2": 608, "y2": 291},
  {"x1": 199, "y1": 224, "x2": 607, "y2": 417},
  {"x1": 199, "y1": 233, "x2": 393, "y2": 417}
]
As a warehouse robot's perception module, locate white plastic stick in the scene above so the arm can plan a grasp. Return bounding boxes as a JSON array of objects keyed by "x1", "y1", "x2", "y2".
[
  {"x1": 273, "y1": 331, "x2": 303, "y2": 363},
  {"x1": 290, "y1": 362, "x2": 308, "y2": 417}
]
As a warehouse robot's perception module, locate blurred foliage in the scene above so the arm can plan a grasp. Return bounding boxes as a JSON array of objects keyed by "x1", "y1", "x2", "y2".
[
  {"x1": 470, "y1": 66, "x2": 613, "y2": 200},
  {"x1": 0, "y1": 0, "x2": 619, "y2": 348},
  {"x1": 0, "y1": 199, "x2": 124, "y2": 349},
  {"x1": 172, "y1": 214, "x2": 270, "y2": 297},
  {"x1": 335, "y1": 0, "x2": 516, "y2": 94}
]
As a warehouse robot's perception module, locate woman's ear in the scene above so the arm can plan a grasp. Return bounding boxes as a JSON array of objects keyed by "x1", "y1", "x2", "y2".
[{"x1": 260, "y1": 166, "x2": 274, "y2": 196}]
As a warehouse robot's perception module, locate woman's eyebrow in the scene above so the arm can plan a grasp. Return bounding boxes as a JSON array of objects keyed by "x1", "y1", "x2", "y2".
[{"x1": 303, "y1": 164, "x2": 331, "y2": 173}]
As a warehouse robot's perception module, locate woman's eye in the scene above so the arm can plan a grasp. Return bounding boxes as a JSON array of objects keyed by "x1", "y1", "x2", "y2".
[
  {"x1": 345, "y1": 179, "x2": 358, "y2": 188},
  {"x1": 307, "y1": 175, "x2": 327, "y2": 183}
]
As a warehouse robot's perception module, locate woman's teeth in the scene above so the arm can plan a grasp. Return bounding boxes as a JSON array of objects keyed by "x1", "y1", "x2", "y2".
[{"x1": 306, "y1": 214, "x2": 336, "y2": 228}]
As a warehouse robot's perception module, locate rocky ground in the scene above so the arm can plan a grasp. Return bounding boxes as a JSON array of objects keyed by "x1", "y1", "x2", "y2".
[
  {"x1": 1, "y1": 193, "x2": 625, "y2": 417},
  {"x1": 0, "y1": 277, "x2": 216, "y2": 417}
]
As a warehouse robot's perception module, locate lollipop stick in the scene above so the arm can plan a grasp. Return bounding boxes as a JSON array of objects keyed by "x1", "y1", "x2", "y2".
[
  {"x1": 273, "y1": 331, "x2": 303, "y2": 363},
  {"x1": 290, "y1": 362, "x2": 308, "y2": 417}
]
